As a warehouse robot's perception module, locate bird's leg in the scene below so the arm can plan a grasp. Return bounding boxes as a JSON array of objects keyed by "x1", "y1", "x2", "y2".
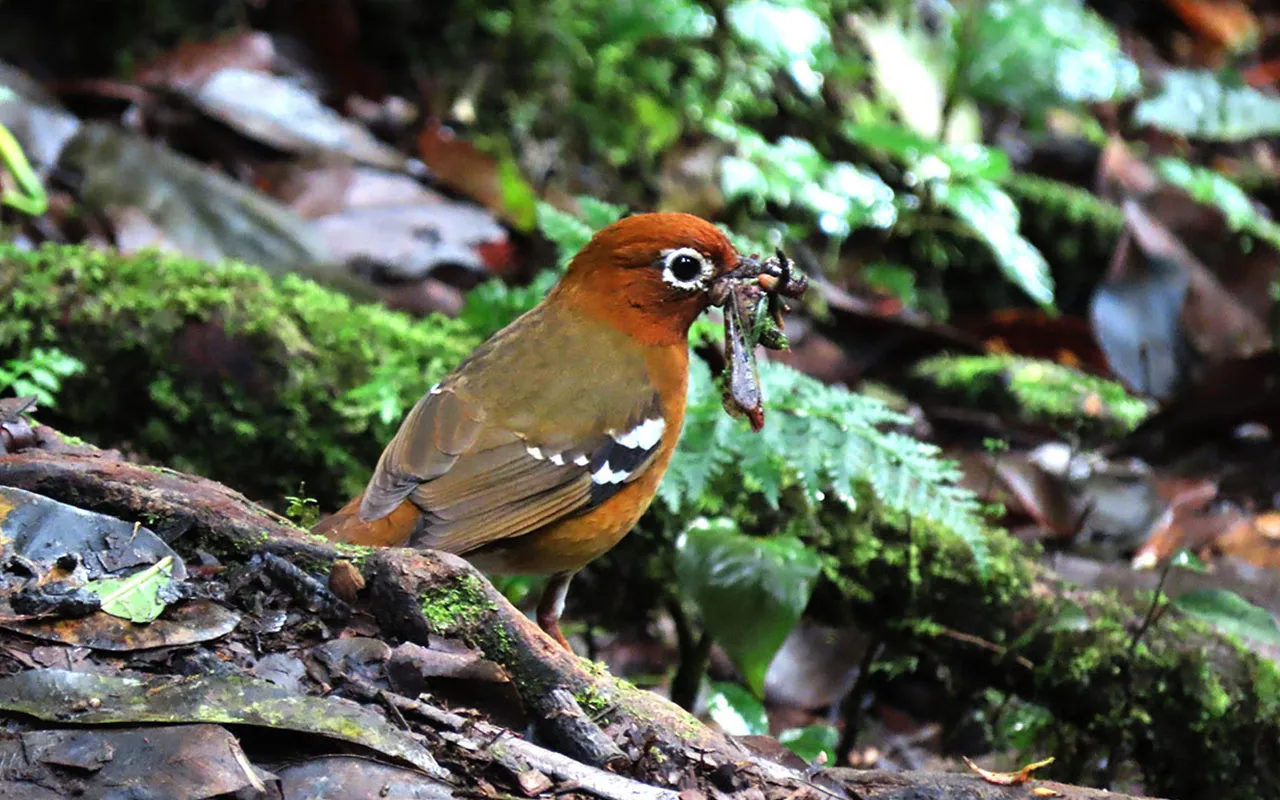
[{"x1": 536, "y1": 571, "x2": 575, "y2": 651}]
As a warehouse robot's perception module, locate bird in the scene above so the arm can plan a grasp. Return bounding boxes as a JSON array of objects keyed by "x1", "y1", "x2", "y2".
[{"x1": 314, "y1": 212, "x2": 745, "y2": 650}]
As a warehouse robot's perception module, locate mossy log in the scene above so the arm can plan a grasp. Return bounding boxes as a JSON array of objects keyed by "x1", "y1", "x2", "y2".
[
  {"x1": 0, "y1": 443, "x2": 1160, "y2": 800},
  {"x1": 3, "y1": 244, "x2": 1278, "y2": 798}
]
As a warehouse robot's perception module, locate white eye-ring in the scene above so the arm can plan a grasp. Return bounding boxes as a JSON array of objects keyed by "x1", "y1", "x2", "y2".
[{"x1": 660, "y1": 247, "x2": 714, "y2": 291}]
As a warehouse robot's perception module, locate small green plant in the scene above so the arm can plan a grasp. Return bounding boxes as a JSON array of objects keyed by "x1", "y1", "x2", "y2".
[
  {"x1": 0, "y1": 347, "x2": 84, "y2": 408},
  {"x1": 284, "y1": 484, "x2": 322, "y2": 528}
]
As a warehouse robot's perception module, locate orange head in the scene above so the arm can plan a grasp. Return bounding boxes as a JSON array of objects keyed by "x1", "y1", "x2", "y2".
[{"x1": 552, "y1": 213, "x2": 740, "y2": 346}]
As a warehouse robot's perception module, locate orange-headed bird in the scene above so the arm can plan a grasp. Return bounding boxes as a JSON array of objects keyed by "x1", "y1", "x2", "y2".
[{"x1": 315, "y1": 213, "x2": 745, "y2": 648}]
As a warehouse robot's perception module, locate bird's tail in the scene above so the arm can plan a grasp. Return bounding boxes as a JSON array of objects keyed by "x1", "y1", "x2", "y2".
[{"x1": 311, "y1": 493, "x2": 421, "y2": 548}]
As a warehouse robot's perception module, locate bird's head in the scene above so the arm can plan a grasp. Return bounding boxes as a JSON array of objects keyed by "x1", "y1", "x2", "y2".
[{"x1": 554, "y1": 212, "x2": 740, "y2": 346}]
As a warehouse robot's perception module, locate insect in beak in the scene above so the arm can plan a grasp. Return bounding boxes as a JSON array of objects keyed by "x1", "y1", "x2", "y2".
[{"x1": 708, "y1": 249, "x2": 808, "y2": 431}]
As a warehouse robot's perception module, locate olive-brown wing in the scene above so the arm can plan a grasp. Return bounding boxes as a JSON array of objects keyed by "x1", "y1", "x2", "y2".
[{"x1": 358, "y1": 384, "x2": 664, "y2": 556}]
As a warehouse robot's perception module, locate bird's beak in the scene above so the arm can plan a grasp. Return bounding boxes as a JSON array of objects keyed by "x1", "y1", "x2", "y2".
[
  {"x1": 708, "y1": 249, "x2": 808, "y2": 309},
  {"x1": 709, "y1": 250, "x2": 808, "y2": 432}
]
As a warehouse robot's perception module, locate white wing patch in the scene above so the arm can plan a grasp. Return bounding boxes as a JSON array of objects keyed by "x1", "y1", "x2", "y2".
[
  {"x1": 613, "y1": 417, "x2": 666, "y2": 451},
  {"x1": 591, "y1": 462, "x2": 631, "y2": 485},
  {"x1": 515, "y1": 417, "x2": 666, "y2": 487}
]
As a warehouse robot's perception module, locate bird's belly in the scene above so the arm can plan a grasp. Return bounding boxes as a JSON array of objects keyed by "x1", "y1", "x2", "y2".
[{"x1": 465, "y1": 464, "x2": 664, "y2": 575}]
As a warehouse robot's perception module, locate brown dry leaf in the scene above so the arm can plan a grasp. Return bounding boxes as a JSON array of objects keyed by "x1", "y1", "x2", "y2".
[
  {"x1": 134, "y1": 31, "x2": 276, "y2": 92},
  {"x1": 1163, "y1": 0, "x2": 1260, "y2": 54},
  {"x1": 192, "y1": 69, "x2": 408, "y2": 170},
  {"x1": 417, "y1": 120, "x2": 536, "y2": 231},
  {"x1": 962, "y1": 755, "x2": 1055, "y2": 786},
  {"x1": 1097, "y1": 136, "x2": 1160, "y2": 198},
  {"x1": 1131, "y1": 477, "x2": 1226, "y2": 568},
  {"x1": 1209, "y1": 513, "x2": 1280, "y2": 569},
  {"x1": 1125, "y1": 200, "x2": 1272, "y2": 364},
  {"x1": 5, "y1": 601, "x2": 240, "y2": 652}
]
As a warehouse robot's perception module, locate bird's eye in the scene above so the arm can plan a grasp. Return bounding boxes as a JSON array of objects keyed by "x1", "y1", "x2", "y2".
[{"x1": 660, "y1": 247, "x2": 712, "y2": 291}]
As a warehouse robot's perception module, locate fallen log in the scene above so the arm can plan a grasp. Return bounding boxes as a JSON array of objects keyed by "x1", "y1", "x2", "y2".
[{"x1": 0, "y1": 442, "x2": 1166, "y2": 800}]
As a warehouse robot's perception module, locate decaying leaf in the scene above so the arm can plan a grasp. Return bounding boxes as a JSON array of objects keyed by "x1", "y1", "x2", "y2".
[
  {"x1": 963, "y1": 755, "x2": 1055, "y2": 785},
  {"x1": 6, "y1": 600, "x2": 240, "y2": 652}
]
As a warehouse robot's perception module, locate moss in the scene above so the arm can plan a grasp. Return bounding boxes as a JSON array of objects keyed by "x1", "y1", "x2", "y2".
[
  {"x1": 419, "y1": 573, "x2": 496, "y2": 635},
  {"x1": 913, "y1": 353, "x2": 1153, "y2": 440},
  {"x1": 0, "y1": 244, "x2": 477, "y2": 508},
  {"x1": 574, "y1": 684, "x2": 611, "y2": 719}
]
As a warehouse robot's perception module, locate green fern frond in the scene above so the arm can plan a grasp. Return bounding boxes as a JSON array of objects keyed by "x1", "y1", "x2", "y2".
[
  {"x1": 531, "y1": 196, "x2": 991, "y2": 571},
  {"x1": 664, "y1": 360, "x2": 990, "y2": 569}
]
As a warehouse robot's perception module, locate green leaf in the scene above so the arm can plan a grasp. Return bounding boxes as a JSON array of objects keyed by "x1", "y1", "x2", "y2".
[
  {"x1": 0, "y1": 347, "x2": 84, "y2": 408},
  {"x1": 727, "y1": 0, "x2": 829, "y2": 68},
  {"x1": 1155, "y1": 158, "x2": 1280, "y2": 249},
  {"x1": 712, "y1": 121, "x2": 896, "y2": 238},
  {"x1": 705, "y1": 681, "x2": 769, "y2": 736},
  {"x1": 779, "y1": 724, "x2": 839, "y2": 764},
  {"x1": 1136, "y1": 69, "x2": 1280, "y2": 142},
  {"x1": 84, "y1": 557, "x2": 176, "y2": 624},
  {"x1": 850, "y1": 13, "x2": 951, "y2": 140},
  {"x1": 963, "y1": 0, "x2": 1139, "y2": 116},
  {"x1": 931, "y1": 180, "x2": 1054, "y2": 307},
  {"x1": 676, "y1": 518, "x2": 821, "y2": 696},
  {"x1": 576, "y1": 196, "x2": 629, "y2": 232},
  {"x1": 1173, "y1": 589, "x2": 1280, "y2": 645},
  {"x1": 1045, "y1": 599, "x2": 1091, "y2": 633},
  {"x1": 0, "y1": 121, "x2": 48, "y2": 216}
]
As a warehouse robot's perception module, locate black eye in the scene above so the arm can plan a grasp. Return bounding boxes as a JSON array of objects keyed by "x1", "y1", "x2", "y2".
[{"x1": 669, "y1": 253, "x2": 703, "y2": 282}]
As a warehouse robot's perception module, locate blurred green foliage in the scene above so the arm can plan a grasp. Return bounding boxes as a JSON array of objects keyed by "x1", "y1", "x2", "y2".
[
  {"x1": 421, "y1": 0, "x2": 1154, "y2": 310},
  {"x1": 0, "y1": 347, "x2": 83, "y2": 408},
  {"x1": 1136, "y1": 69, "x2": 1280, "y2": 141},
  {"x1": 1156, "y1": 158, "x2": 1280, "y2": 250}
]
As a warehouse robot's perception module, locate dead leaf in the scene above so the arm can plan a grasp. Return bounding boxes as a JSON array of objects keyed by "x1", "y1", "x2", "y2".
[
  {"x1": 6, "y1": 600, "x2": 240, "y2": 651},
  {"x1": 134, "y1": 31, "x2": 277, "y2": 92},
  {"x1": 1163, "y1": 0, "x2": 1259, "y2": 54},
  {"x1": 417, "y1": 120, "x2": 537, "y2": 231},
  {"x1": 15, "y1": 725, "x2": 263, "y2": 799},
  {"x1": 0, "y1": 486, "x2": 186, "y2": 581},
  {"x1": 60, "y1": 123, "x2": 336, "y2": 282},
  {"x1": 963, "y1": 755, "x2": 1054, "y2": 785},
  {"x1": 276, "y1": 756, "x2": 452, "y2": 800},
  {"x1": 1125, "y1": 200, "x2": 1272, "y2": 363},
  {"x1": 192, "y1": 68, "x2": 407, "y2": 170},
  {"x1": 1208, "y1": 514, "x2": 1280, "y2": 570}
]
